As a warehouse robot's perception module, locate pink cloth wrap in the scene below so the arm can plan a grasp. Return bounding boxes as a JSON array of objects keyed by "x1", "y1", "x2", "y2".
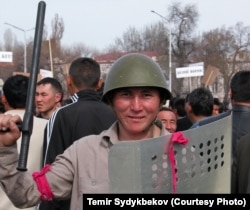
[
  {"x1": 167, "y1": 131, "x2": 188, "y2": 193},
  {"x1": 32, "y1": 164, "x2": 53, "y2": 201}
]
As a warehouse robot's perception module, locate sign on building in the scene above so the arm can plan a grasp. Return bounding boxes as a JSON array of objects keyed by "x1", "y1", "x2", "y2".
[
  {"x1": 0, "y1": 51, "x2": 13, "y2": 62},
  {"x1": 176, "y1": 65, "x2": 204, "y2": 78}
]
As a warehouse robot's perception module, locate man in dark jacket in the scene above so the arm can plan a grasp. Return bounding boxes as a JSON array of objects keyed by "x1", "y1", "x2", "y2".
[
  {"x1": 230, "y1": 70, "x2": 250, "y2": 193},
  {"x1": 40, "y1": 57, "x2": 116, "y2": 210},
  {"x1": 235, "y1": 133, "x2": 250, "y2": 193},
  {"x1": 174, "y1": 97, "x2": 192, "y2": 131}
]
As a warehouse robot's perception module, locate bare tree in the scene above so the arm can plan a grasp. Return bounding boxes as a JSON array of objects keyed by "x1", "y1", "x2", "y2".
[
  {"x1": 142, "y1": 22, "x2": 168, "y2": 53},
  {"x1": 106, "y1": 22, "x2": 168, "y2": 54},
  {"x1": 109, "y1": 26, "x2": 143, "y2": 52},
  {"x1": 198, "y1": 22, "x2": 250, "y2": 102},
  {"x1": 50, "y1": 13, "x2": 64, "y2": 42},
  {"x1": 50, "y1": 13, "x2": 65, "y2": 60},
  {"x1": 159, "y1": 1, "x2": 199, "y2": 96}
]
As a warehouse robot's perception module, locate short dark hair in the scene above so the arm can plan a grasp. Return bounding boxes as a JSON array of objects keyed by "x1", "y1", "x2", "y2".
[
  {"x1": 3, "y1": 75, "x2": 29, "y2": 109},
  {"x1": 230, "y1": 70, "x2": 250, "y2": 102},
  {"x1": 69, "y1": 57, "x2": 100, "y2": 89},
  {"x1": 37, "y1": 77, "x2": 64, "y2": 102},
  {"x1": 186, "y1": 87, "x2": 213, "y2": 117}
]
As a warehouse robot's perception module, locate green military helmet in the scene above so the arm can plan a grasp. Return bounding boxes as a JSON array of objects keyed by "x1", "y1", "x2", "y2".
[{"x1": 102, "y1": 53, "x2": 172, "y2": 104}]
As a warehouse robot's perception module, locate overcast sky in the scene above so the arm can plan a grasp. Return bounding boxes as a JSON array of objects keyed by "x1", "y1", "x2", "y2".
[{"x1": 1, "y1": 0, "x2": 250, "y2": 51}]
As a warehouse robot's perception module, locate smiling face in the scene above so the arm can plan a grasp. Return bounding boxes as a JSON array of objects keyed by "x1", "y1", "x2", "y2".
[{"x1": 111, "y1": 87, "x2": 162, "y2": 140}]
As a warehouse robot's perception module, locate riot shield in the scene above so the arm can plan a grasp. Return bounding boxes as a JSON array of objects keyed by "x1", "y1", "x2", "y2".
[{"x1": 109, "y1": 112, "x2": 231, "y2": 193}]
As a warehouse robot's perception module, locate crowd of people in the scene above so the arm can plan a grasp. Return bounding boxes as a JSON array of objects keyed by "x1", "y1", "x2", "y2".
[{"x1": 0, "y1": 53, "x2": 249, "y2": 210}]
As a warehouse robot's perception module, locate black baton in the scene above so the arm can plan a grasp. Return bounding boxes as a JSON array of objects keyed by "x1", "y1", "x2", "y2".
[{"x1": 17, "y1": 1, "x2": 46, "y2": 171}]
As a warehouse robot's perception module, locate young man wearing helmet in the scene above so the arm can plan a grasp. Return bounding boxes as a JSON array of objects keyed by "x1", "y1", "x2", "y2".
[{"x1": 0, "y1": 53, "x2": 172, "y2": 210}]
